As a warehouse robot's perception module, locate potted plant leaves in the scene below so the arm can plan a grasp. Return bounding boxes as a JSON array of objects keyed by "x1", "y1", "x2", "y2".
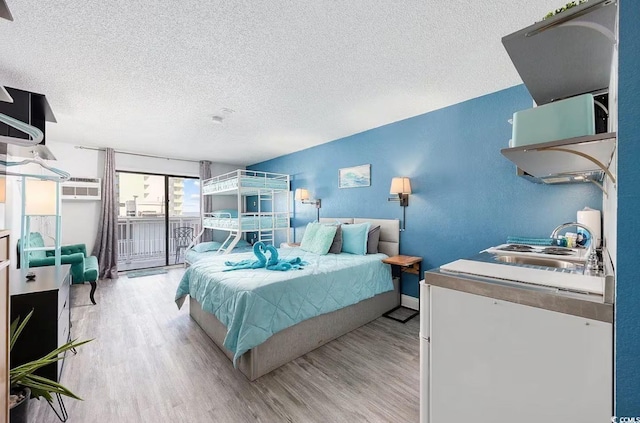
[
  {"x1": 543, "y1": 0, "x2": 589, "y2": 20},
  {"x1": 9, "y1": 310, "x2": 91, "y2": 423}
]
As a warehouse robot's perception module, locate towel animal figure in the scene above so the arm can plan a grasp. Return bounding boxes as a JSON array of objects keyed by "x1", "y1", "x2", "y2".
[
  {"x1": 223, "y1": 242, "x2": 268, "y2": 271},
  {"x1": 264, "y1": 245, "x2": 307, "y2": 271},
  {"x1": 223, "y1": 242, "x2": 307, "y2": 272}
]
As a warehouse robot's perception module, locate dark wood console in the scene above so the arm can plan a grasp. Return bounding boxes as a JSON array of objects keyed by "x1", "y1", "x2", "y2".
[{"x1": 10, "y1": 265, "x2": 71, "y2": 382}]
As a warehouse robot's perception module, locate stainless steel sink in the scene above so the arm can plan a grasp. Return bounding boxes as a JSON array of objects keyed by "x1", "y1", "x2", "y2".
[{"x1": 495, "y1": 255, "x2": 578, "y2": 270}]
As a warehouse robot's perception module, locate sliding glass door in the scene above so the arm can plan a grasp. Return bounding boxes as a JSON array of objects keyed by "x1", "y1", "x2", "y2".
[
  {"x1": 116, "y1": 172, "x2": 200, "y2": 271},
  {"x1": 167, "y1": 176, "x2": 201, "y2": 266}
]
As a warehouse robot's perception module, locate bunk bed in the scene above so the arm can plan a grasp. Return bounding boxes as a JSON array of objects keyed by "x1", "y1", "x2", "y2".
[{"x1": 190, "y1": 170, "x2": 291, "y2": 258}]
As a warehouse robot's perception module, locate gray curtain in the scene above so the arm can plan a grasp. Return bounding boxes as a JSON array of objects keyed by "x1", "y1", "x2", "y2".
[
  {"x1": 199, "y1": 160, "x2": 213, "y2": 242},
  {"x1": 92, "y1": 148, "x2": 118, "y2": 279}
]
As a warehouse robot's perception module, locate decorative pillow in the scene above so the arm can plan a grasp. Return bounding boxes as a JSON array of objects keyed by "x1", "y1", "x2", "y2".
[
  {"x1": 300, "y1": 224, "x2": 337, "y2": 255},
  {"x1": 327, "y1": 225, "x2": 343, "y2": 254},
  {"x1": 367, "y1": 225, "x2": 381, "y2": 254},
  {"x1": 300, "y1": 222, "x2": 322, "y2": 250},
  {"x1": 192, "y1": 241, "x2": 222, "y2": 253},
  {"x1": 341, "y1": 222, "x2": 371, "y2": 255}
]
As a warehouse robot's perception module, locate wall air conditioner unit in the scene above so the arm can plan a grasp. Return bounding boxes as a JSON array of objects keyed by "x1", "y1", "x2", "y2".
[{"x1": 61, "y1": 177, "x2": 102, "y2": 201}]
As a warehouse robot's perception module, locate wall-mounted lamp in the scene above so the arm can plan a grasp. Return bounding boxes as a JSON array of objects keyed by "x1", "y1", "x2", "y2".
[
  {"x1": 388, "y1": 177, "x2": 411, "y2": 230},
  {"x1": 389, "y1": 177, "x2": 411, "y2": 206},
  {"x1": 295, "y1": 188, "x2": 321, "y2": 220}
]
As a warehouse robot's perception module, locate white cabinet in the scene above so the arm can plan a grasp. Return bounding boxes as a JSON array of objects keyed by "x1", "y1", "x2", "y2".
[{"x1": 420, "y1": 285, "x2": 612, "y2": 423}]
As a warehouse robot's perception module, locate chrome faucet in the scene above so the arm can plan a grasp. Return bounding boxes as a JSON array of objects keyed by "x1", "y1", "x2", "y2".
[{"x1": 550, "y1": 222, "x2": 599, "y2": 274}]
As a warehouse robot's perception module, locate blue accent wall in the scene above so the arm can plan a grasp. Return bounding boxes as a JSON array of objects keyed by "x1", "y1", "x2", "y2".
[
  {"x1": 249, "y1": 84, "x2": 601, "y2": 297},
  {"x1": 615, "y1": 0, "x2": 640, "y2": 415}
]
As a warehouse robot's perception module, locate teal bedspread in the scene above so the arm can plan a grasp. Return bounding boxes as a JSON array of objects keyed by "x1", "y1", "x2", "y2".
[{"x1": 175, "y1": 248, "x2": 393, "y2": 364}]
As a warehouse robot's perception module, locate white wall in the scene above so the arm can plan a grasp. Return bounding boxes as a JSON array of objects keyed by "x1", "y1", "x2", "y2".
[
  {"x1": 44, "y1": 142, "x2": 103, "y2": 254},
  {"x1": 116, "y1": 151, "x2": 199, "y2": 177}
]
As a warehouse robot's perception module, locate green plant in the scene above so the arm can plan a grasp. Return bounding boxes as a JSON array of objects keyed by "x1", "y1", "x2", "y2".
[
  {"x1": 544, "y1": 0, "x2": 588, "y2": 20},
  {"x1": 10, "y1": 310, "x2": 92, "y2": 404}
]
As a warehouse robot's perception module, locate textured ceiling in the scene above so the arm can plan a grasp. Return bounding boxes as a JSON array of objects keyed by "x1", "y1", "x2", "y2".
[{"x1": 0, "y1": 0, "x2": 561, "y2": 165}]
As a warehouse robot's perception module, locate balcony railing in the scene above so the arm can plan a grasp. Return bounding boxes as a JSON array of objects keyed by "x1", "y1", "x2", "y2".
[{"x1": 117, "y1": 216, "x2": 201, "y2": 270}]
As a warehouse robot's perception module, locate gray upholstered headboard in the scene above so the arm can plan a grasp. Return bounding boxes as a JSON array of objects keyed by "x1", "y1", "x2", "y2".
[{"x1": 318, "y1": 218, "x2": 400, "y2": 257}]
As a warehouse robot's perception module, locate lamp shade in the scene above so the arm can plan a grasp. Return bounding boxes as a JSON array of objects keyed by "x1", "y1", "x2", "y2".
[
  {"x1": 25, "y1": 179, "x2": 57, "y2": 215},
  {"x1": 294, "y1": 188, "x2": 310, "y2": 201},
  {"x1": 390, "y1": 177, "x2": 412, "y2": 195}
]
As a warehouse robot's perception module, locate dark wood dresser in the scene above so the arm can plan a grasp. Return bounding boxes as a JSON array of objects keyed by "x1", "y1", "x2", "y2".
[{"x1": 10, "y1": 265, "x2": 71, "y2": 382}]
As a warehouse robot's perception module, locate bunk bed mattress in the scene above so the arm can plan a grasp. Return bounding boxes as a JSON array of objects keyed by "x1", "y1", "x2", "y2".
[
  {"x1": 175, "y1": 247, "x2": 393, "y2": 364},
  {"x1": 203, "y1": 216, "x2": 289, "y2": 230},
  {"x1": 203, "y1": 176, "x2": 288, "y2": 194}
]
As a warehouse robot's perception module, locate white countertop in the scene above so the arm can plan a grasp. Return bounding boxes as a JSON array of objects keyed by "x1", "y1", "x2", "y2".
[{"x1": 440, "y1": 258, "x2": 604, "y2": 295}]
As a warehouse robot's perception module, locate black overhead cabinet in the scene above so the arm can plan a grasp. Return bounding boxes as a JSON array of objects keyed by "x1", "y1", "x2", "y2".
[{"x1": 0, "y1": 87, "x2": 56, "y2": 144}]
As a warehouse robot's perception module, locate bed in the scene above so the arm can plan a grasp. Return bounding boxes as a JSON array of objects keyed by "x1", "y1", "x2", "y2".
[{"x1": 176, "y1": 218, "x2": 400, "y2": 380}]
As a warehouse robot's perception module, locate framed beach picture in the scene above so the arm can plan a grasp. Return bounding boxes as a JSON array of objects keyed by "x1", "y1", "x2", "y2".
[{"x1": 339, "y1": 164, "x2": 371, "y2": 188}]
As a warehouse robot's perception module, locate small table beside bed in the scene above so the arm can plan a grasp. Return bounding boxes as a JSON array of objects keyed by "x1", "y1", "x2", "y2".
[{"x1": 175, "y1": 217, "x2": 401, "y2": 380}]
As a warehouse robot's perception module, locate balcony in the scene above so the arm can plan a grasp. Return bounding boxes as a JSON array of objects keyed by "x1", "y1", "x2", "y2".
[{"x1": 117, "y1": 216, "x2": 201, "y2": 271}]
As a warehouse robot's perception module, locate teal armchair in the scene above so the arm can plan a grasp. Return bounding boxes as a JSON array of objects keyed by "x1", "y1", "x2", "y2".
[{"x1": 19, "y1": 232, "x2": 100, "y2": 304}]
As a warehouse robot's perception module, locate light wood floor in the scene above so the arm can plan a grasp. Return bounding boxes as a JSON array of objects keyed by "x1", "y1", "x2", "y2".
[{"x1": 31, "y1": 269, "x2": 420, "y2": 423}]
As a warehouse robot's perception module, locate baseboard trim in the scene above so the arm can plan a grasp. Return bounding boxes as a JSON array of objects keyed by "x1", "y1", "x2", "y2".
[{"x1": 401, "y1": 294, "x2": 419, "y2": 311}]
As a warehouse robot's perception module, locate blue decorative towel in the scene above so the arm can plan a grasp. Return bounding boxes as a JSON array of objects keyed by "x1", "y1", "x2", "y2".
[
  {"x1": 506, "y1": 236, "x2": 554, "y2": 246},
  {"x1": 265, "y1": 245, "x2": 279, "y2": 267},
  {"x1": 224, "y1": 242, "x2": 307, "y2": 272},
  {"x1": 223, "y1": 242, "x2": 268, "y2": 271},
  {"x1": 264, "y1": 246, "x2": 308, "y2": 271}
]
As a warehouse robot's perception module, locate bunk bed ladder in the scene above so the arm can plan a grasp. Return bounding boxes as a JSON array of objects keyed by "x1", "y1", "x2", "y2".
[
  {"x1": 218, "y1": 231, "x2": 241, "y2": 255},
  {"x1": 258, "y1": 231, "x2": 274, "y2": 245},
  {"x1": 257, "y1": 189, "x2": 276, "y2": 246}
]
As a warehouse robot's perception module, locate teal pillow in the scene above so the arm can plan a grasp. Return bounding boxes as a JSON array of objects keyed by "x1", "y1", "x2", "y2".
[
  {"x1": 192, "y1": 242, "x2": 222, "y2": 253},
  {"x1": 300, "y1": 224, "x2": 337, "y2": 255},
  {"x1": 341, "y1": 222, "x2": 371, "y2": 255},
  {"x1": 300, "y1": 222, "x2": 321, "y2": 250}
]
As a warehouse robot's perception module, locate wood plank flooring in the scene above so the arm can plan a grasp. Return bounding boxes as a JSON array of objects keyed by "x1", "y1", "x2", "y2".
[{"x1": 30, "y1": 269, "x2": 420, "y2": 423}]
